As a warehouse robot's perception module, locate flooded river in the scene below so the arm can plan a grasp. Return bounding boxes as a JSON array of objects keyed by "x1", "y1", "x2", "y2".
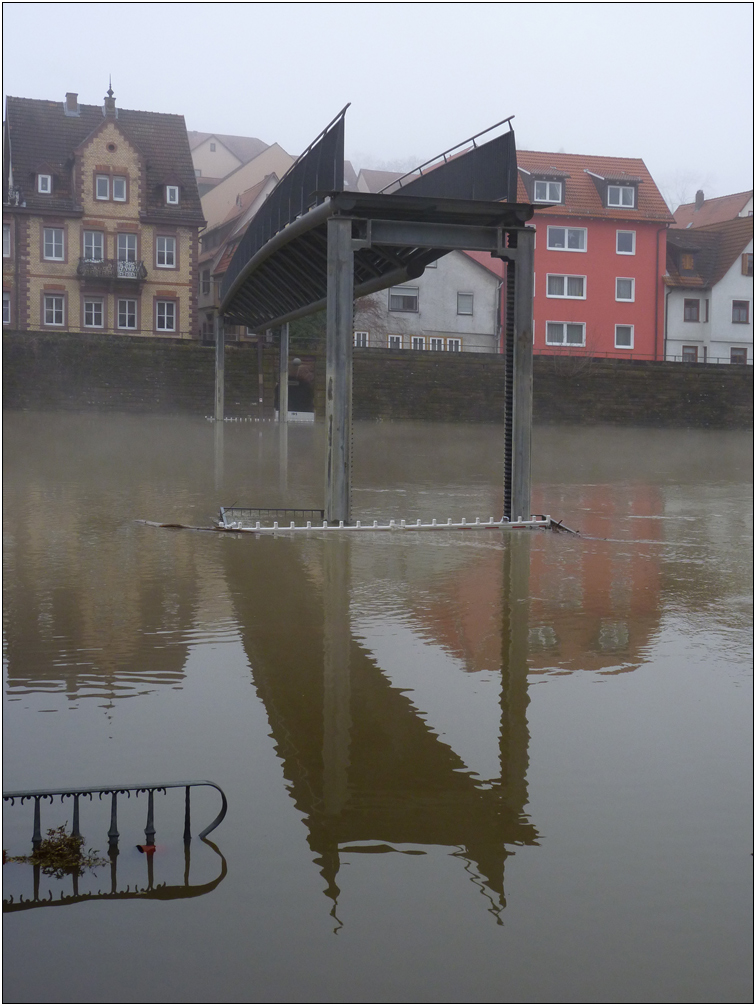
[{"x1": 3, "y1": 413, "x2": 752, "y2": 1003}]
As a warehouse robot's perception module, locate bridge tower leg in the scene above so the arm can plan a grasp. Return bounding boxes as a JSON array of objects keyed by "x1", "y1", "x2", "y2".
[
  {"x1": 324, "y1": 216, "x2": 354, "y2": 524},
  {"x1": 501, "y1": 228, "x2": 535, "y2": 521}
]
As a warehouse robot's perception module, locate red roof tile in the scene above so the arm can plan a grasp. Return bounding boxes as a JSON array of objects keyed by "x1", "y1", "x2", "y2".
[
  {"x1": 665, "y1": 216, "x2": 753, "y2": 287},
  {"x1": 516, "y1": 149, "x2": 673, "y2": 223},
  {"x1": 672, "y1": 190, "x2": 753, "y2": 229}
]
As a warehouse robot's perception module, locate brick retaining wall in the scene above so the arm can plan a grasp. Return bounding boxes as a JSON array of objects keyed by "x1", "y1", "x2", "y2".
[{"x1": 3, "y1": 332, "x2": 752, "y2": 428}]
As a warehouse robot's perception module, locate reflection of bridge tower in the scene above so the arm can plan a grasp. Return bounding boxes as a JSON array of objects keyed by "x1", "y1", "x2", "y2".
[{"x1": 225, "y1": 533, "x2": 538, "y2": 919}]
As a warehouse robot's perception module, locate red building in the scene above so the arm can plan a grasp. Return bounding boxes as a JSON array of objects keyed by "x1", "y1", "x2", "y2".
[{"x1": 516, "y1": 150, "x2": 673, "y2": 359}]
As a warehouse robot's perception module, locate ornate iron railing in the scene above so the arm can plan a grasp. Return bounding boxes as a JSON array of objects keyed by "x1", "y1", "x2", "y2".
[
  {"x1": 3, "y1": 779, "x2": 227, "y2": 849},
  {"x1": 76, "y1": 258, "x2": 147, "y2": 281}
]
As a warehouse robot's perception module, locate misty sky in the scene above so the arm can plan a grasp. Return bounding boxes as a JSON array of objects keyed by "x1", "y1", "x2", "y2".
[{"x1": 3, "y1": 2, "x2": 753, "y2": 210}]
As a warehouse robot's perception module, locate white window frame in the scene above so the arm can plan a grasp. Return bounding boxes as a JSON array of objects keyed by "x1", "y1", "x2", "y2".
[
  {"x1": 616, "y1": 230, "x2": 636, "y2": 255},
  {"x1": 457, "y1": 292, "x2": 474, "y2": 316},
  {"x1": 353, "y1": 330, "x2": 369, "y2": 347},
  {"x1": 112, "y1": 176, "x2": 127, "y2": 201},
  {"x1": 44, "y1": 294, "x2": 65, "y2": 326},
  {"x1": 3, "y1": 291, "x2": 10, "y2": 325},
  {"x1": 43, "y1": 227, "x2": 64, "y2": 261},
  {"x1": 389, "y1": 286, "x2": 419, "y2": 313},
  {"x1": 83, "y1": 230, "x2": 104, "y2": 261},
  {"x1": 446, "y1": 337, "x2": 462, "y2": 352},
  {"x1": 545, "y1": 321, "x2": 586, "y2": 346},
  {"x1": 156, "y1": 300, "x2": 176, "y2": 332},
  {"x1": 3, "y1": 224, "x2": 10, "y2": 258},
  {"x1": 429, "y1": 337, "x2": 446, "y2": 351},
  {"x1": 388, "y1": 334, "x2": 403, "y2": 349},
  {"x1": 615, "y1": 324, "x2": 634, "y2": 349},
  {"x1": 156, "y1": 236, "x2": 176, "y2": 268},
  {"x1": 546, "y1": 274, "x2": 586, "y2": 299},
  {"x1": 37, "y1": 174, "x2": 52, "y2": 194},
  {"x1": 166, "y1": 185, "x2": 180, "y2": 205},
  {"x1": 117, "y1": 298, "x2": 137, "y2": 330},
  {"x1": 615, "y1": 277, "x2": 635, "y2": 302},
  {"x1": 96, "y1": 175, "x2": 110, "y2": 200},
  {"x1": 83, "y1": 298, "x2": 104, "y2": 329},
  {"x1": 546, "y1": 226, "x2": 587, "y2": 252},
  {"x1": 534, "y1": 180, "x2": 562, "y2": 202},
  {"x1": 117, "y1": 233, "x2": 137, "y2": 262},
  {"x1": 607, "y1": 185, "x2": 635, "y2": 208},
  {"x1": 410, "y1": 336, "x2": 426, "y2": 351}
]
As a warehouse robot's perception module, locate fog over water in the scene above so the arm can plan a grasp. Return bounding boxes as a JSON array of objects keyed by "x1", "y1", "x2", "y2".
[{"x1": 3, "y1": 414, "x2": 752, "y2": 1003}]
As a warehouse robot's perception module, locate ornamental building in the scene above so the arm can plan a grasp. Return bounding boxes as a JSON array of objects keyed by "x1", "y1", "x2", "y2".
[{"x1": 3, "y1": 88, "x2": 204, "y2": 338}]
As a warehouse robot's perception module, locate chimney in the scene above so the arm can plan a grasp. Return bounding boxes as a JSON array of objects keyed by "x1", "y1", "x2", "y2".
[
  {"x1": 103, "y1": 81, "x2": 116, "y2": 117},
  {"x1": 695, "y1": 190, "x2": 705, "y2": 210},
  {"x1": 64, "y1": 92, "x2": 79, "y2": 116}
]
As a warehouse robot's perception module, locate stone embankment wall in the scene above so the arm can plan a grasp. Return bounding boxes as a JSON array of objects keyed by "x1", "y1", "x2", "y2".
[{"x1": 3, "y1": 332, "x2": 753, "y2": 428}]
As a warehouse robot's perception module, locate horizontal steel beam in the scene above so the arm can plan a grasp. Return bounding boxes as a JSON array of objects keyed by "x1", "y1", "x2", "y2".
[{"x1": 362, "y1": 219, "x2": 523, "y2": 253}]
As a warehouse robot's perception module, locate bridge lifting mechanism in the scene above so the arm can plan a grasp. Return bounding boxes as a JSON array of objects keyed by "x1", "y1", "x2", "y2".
[{"x1": 211, "y1": 107, "x2": 550, "y2": 529}]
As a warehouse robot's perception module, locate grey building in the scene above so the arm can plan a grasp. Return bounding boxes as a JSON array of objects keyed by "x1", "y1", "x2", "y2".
[{"x1": 353, "y1": 250, "x2": 504, "y2": 353}]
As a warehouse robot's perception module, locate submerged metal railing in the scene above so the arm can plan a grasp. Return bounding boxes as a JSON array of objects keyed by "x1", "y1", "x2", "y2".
[
  {"x1": 219, "y1": 506, "x2": 325, "y2": 529},
  {"x1": 3, "y1": 780, "x2": 227, "y2": 849},
  {"x1": 217, "y1": 514, "x2": 566, "y2": 534}
]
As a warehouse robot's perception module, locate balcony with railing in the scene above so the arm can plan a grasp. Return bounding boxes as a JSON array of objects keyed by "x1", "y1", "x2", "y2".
[{"x1": 77, "y1": 258, "x2": 147, "y2": 282}]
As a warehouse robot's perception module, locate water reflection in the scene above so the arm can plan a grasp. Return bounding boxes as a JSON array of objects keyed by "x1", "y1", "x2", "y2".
[
  {"x1": 3, "y1": 416, "x2": 751, "y2": 998},
  {"x1": 223, "y1": 532, "x2": 538, "y2": 922},
  {"x1": 3, "y1": 838, "x2": 226, "y2": 913}
]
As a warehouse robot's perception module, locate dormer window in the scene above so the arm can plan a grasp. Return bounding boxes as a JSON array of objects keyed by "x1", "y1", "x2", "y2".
[
  {"x1": 534, "y1": 180, "x2": 562, "y2": 203},
  {"x1": 166, "y1": 185, "x2": 179, "y2": 205},
  {"x1": 680, "y1": 253, "x2": 695, "y2": 272},
  {"x1": 37, "y1": 174, "x2": 52, "y2": 194},
  {"x1": 607, "y1": 184, "x2": 635, "y2": 208}
]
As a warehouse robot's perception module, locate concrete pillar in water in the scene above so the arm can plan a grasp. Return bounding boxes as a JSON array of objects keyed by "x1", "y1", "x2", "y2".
[
  {"x1": 322, "y1": 537, "x2": 352, "y2": 816},
  {"x1": 214, "y1": 313, "x2": 225, "y2": 422},
  {"x1": 324, "y1": 216, "x2": 354, "y2": 524},
  {"x1": 278, "y1": 322, "x2": 289, "y2": 423}
]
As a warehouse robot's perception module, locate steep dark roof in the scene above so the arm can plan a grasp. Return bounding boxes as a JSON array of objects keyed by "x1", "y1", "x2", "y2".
[
  {"x1": 665, "y1": 216, "x2": 753, "y2": 288},
  {"x1": 4, "y1": 94, "x2": 204, "y2": 224}
]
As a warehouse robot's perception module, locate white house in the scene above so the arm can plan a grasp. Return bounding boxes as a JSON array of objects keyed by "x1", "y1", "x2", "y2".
[
  {"x1": 665, "y1": 216, "x2": 753, "y2": 364},
  {"x1": 353, "y1": 250, "x2": 504, "y2": 353}
]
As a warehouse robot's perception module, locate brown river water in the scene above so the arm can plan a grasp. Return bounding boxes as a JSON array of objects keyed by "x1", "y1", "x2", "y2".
[{"x1": 2, "y1": 413, "x2": 753, "y2": 1004}]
